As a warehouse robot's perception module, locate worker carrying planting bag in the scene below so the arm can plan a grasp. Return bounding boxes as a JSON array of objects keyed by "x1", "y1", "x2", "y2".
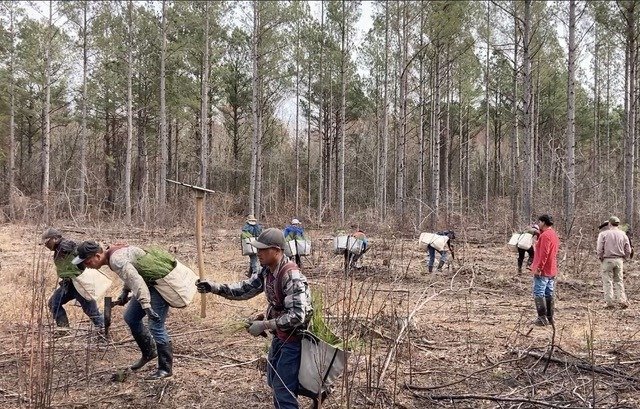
[
  {"x1": 516, "y1": 223, "x2": 540, "y2": 273},
  {"x1": 241, "y1": 214, "x2": 263, "y2": 277},
  {"x1": 283, "y1": 218, "x2": 305, "y2": 268},
  {"x1": 42, "y1": 228, "x2": 105, "y2": 332},
  {"x1": 73, "y1": 241, "x2": 197, "y2": 380},
  {"x1": 427, "y1": 230, "x2": 456, "y2": 272},
  {"x1": 196, "y1": 227, "x2": 313, "y2": 409}
]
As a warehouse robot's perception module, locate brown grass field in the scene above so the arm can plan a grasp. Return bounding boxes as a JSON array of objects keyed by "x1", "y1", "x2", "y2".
[{"x1": 0, "y1": 222, "x2": 639, "y2": 408}]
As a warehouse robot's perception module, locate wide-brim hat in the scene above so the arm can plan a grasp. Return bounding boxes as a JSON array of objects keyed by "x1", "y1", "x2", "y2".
[{"x1": 246, "y1": 215, "x2": 257, "y2": 225}]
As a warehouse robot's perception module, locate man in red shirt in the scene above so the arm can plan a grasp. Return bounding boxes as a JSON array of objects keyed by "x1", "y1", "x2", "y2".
[{"x1": 529, "y1": 214, "x2": 560, "y2": 326}]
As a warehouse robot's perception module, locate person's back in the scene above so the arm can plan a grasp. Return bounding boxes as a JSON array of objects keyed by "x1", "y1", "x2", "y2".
[
  {"x1": 598, "y1": 228, "x2": 631, "y2": 259},
  {"x1": 532, "y1": 227, "x2": 559, "y2": 277},
  {"x1": 242, "y1": 222, "x2": 262, "y2": 238}
]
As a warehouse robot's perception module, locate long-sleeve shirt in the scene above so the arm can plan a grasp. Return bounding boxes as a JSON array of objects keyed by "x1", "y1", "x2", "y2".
[
  {"x1": 597, "y1": 228, "x2": 631, "y2": 260},
  {"x1": 216, "y1": 256, "x2": 312, "y2": 338},
  {"x1": 108, "y1": 246, "x2": 154, "y2": 309},
  {"x1": 530, "y1": 227, "x2": 560, "y2": 278},
  {"x1": 241, "y1": 223, "x2": 262, "y2": 238},
  {"x1": 283, "y1": 225, "x2": 304, "y2": 240}
]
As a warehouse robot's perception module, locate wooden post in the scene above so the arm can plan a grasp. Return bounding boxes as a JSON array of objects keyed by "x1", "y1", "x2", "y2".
[{"x1": 195, "y1": 190, "x2": 206, "y2": 318}]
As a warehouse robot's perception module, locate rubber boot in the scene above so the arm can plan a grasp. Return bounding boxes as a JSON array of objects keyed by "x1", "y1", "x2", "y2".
[
  {"x1": 533, "y1": 297, "x2": 549, "y2": 326},
  {"x1": 145, "y1": 342, "x2": 173, "y2": 380},
  {"x1": 545, "y1": 296, "x2": 554, "y2": 325},
  {"x1": 56, "y1": 315, "x2": 70, "y2": 328},
  {"x1": 130, "y1": 331, "x2": 158, "y2": 371},
  {"x1": 437, "y1": 260, "x2": 446, "y2": 271},
  {"x1": 428, "y1": 265, "x2": 433, "y2": 273}
]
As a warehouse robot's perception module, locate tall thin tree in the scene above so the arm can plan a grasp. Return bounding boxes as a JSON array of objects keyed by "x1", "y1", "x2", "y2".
[{"x1": 564, "y1": 0, "x2": 576, "y2": 234}]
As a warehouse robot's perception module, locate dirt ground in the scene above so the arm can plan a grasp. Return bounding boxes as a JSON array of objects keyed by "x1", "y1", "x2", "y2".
[{"x1": 0, "y1": 222, "x2": 639, "y2": 409}]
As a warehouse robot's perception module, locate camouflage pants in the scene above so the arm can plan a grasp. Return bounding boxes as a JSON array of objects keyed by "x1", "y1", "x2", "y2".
[{"x1": 601, "y1": 258, "x2": 628, "y2": 307}]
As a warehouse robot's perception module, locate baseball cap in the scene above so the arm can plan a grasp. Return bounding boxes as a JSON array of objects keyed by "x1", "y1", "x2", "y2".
[
  {"x1": 72, "y1": 240, "x2": 102, "y2": 265},
  {"x1": 41, "y1": 228, "x2": 62, "y2": 242},
  {"x1": 251, "y1": 228, "x2": 285, "y2": 250},
  {"x1": 291, "y1": 218, "x2": 300, "y2": 225},
  {"x1": 609, "y1": 216, "x2": 620, "y2": 225}
]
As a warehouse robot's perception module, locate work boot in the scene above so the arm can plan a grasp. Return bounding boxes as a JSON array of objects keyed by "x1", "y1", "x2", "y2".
[
  {"x1": 130, "y1": 331, "x2": 157, "y2": 371},
  {"x1": 56, "y1": 315, "x2": 70, "y2": 328},
  {"x1": 517, "y1": 267, "x2": 522, "y2": 274},
  {"x1": 545, "y1": 296, "x2": 554, "y2": 325},
  {"x1": 145, "y1": 342, "x2": 173, "y2": 380},
  {"x1": 428, "y1": 265, "x2": 433, "y2": 273},
  {"x1": 533, "y1": 297, "x2": 549, "y2": 326},
  {"x1": 437, "y1": 260, "x2": 446, "y2": 271}
]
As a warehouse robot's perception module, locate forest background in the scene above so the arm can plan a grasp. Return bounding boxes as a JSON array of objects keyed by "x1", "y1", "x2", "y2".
[{"x1": 0, "y1": 0, "x2": 636, "y2": 236}]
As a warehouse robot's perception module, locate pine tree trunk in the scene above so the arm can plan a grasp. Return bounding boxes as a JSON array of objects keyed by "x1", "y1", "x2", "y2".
[
  {"x1": 200, "y1": 3, "x2": 210, "y2": 188},
  {"x1": 430, "y1": 46, "x2": 441, "y2": 227},
  {"x1": 380, "y1": 1, "x2": 389, "y2": 221},
  {"x1": 249, "y1": 0, "x2": 259, "y2": 216},
  {"x1": 42, "y1": 1, "x2": 53, "y2": 223},
  {"x1": 484, "y1": 1, "x2": 490, "y2": 225},
  {"x1": 295, "y1": 19, "x2": 301, "y2": 217},
  {"x1": 79, "y1": 2, "x2": 88, "y2": 215},
  {"x1": 624, "y1": 1, "x2": 636, "y2": 230},
  {"x1": 124, "y1": 0, "x2": 134, "y2": 223},
  {"x1": 522, "y1": 0, "x2": 533, "y2": 223},
  {"x1": 8, "y1": 3, "x2": 16, "y2": 219},
  {"x1": 564, "y1": 0, "x2": 576, "y2": 234},
  {"x1": 339, "y1": 0, "x2": 346, "y2": 226},
  {"x1": 317, "y1": 2, "x2": 325, "y2": 221},
  {"x1": 158, "y1": 0, "x2": 168, "y2": 210},
  {"x1": 510, "y1": 1, "x2": 519, "y2": 229}
]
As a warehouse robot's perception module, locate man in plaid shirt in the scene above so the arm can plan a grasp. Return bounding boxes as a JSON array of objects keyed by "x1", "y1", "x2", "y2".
[{"x1": 197, "y1": 228, "x2": 313, "y2": 409}]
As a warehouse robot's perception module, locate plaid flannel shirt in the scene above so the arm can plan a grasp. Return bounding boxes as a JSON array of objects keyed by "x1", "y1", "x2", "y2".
[{"x1": 217, "y1": 256, "x2": 312, "y2": 333}]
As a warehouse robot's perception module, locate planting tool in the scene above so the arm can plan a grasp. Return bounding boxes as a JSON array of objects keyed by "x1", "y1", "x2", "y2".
[{"x1": 166, "y1": 178, "x2": 215, "y2": 318}]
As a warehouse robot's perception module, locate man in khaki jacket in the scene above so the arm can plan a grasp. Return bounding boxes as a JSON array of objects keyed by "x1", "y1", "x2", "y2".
[{"x1": 596, "y1": 216, "x2": 632, "y2": 309}]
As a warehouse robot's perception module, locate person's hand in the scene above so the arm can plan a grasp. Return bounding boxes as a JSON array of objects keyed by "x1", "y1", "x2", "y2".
[
  {"x1": 247, "y1": 320, "x2": 276, "y2": 337},
  {"x1": 113, "y1": 289, "x2": 130, "y2": 306},
  {"x1": 144, "y1": 307, "x2": 160, "y2": 322},
  {"x1": 196, "y1": 279, "x2": 220, "y2": 294}
]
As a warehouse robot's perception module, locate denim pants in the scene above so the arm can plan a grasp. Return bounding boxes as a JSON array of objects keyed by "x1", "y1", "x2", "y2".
[
  {"x1": 48, "y1": 280, "x2": 105, "y2": 328},
  {"x1": 249, "y1": 254, "x2": 259, "y2": 275},
  {"x1": 123, "y1": 286, "x2": 171, "y2": 345},
  {"x1": 532, "y1": 275, "x2": 555, "y2": 298},
  {"x1": 267, "y1": 337, "x2": 301, "y2": 409},
  {"x1": 428, "y1": 246, "x2": 448, "y2": 267}
]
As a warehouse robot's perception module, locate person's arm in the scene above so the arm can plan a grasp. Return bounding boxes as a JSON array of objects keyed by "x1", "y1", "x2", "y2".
[
  {"x1": 596, "y1": 232, "x2": 605, "y2": 260},
  {"x1": 109, "y1": 249, "x2": 152, "y2": 309},
  {"x1": 275, "y1": 269, "x2": 311, "y2": 332},
  {"x1": 217, "y1": 273, "x2": 265, "y2": 301},
  {"x1": 624, "y1": 235, "x2": 632, "y2": 259}
]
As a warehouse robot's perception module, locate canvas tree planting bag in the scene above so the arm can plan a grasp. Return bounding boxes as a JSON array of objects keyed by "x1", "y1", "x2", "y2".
[
  {"x1": 72, "y1": 268, "x2": 113, "y2": 301},
  {"x1": 153, "y1": 260, "x2": 198, "y2": 308},
  {"x1": 297, "y1": 332, "x2": 347, "y2": 399}
]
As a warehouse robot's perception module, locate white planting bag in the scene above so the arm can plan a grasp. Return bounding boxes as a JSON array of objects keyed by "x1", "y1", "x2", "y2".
[
  {"x1": 241, "y1": 237, "x2": 257, "y2": 256},
  {"x1": 284, "y1": 240, "x2": 298, "y2": 257},
  {"x1": 298, "y1": 332, "x2": 347, "y2": 398},
  {"x1": 333, "y1": 236, "x2": 349, "y2": 255},
  {"x1": 72, "y1": 268, "x2": 113, "y2": 301},
  {"x1": 418, "y1": 232, "x2": 449, "y2": 252},
  {"x1": 507, "y1": 233, "x2": 521, "y2": 252},
  {"x1": 153, "y1": 260, "x2": 198, "y2": 308},
  {"x1": 346, "y1": 236, "x2": 365, "y2": 255},
  {"x1": 517, "y1": 233, "x2": 534, "y2": 250},
  {"x1": 296, "y1": 239, "x2": 312, "y2": 256}
]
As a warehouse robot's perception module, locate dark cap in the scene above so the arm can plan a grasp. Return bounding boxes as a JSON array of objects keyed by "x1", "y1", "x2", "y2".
[
  {"x1": 538, "y1": 214, "x2": 554, "y2": 226},
  {"x1": 72, "y1": 240, "x2": 102, "y2": 265},
  {"x1": 251, "y1": 228, "x2": 285, "y2": 250},
  {"x1": 41, "y1": 228, "x2": 62, "y2": 241}
]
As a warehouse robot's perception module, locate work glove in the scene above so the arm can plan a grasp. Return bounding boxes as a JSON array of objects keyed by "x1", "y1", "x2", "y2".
[
  {"x1": 113, "y1": 289, "x2": 130, "y2": 306},
  {"x1": 196, "y1": 279, "x2": 220, "y2": 294},
  {"x1": 247, "y1": 320, "x2": 276, "y2": 337},
  {"x1": 144, "y1": 307, "x2": 160, "y2": 322}
]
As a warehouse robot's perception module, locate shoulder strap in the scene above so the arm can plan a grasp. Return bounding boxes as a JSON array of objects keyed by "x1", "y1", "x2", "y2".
[{"x1": 273, "y1": 261, "x2": 298, "y2": 307}]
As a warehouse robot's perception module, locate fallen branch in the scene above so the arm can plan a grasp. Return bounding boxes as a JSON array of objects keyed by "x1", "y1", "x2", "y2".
[
  {"x1": 517, "y1": 349, "x2": 640, "y2": 384},
  {"x1": 219, "y1": 357, "x2": 260, "y2": 369},
  {"x1": 407, "y1": 390, "x2": 578, "y2": 409}
]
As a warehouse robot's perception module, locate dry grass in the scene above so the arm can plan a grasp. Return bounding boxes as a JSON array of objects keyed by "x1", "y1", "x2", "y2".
[{"x1": 0, "y1": 222, "x2": 639, "y2": 408}]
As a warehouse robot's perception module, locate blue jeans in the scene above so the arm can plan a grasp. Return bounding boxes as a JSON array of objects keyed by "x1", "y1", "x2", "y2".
[
  {"x1": 428, "y1": 246, "x2": 448, "y2": 267},
  {"x1": 267, "y1": 337, "x2": 301, "y2": 409},
  {"x1": 123, "y1": 286, "x2": 171, "y2": 345},
  {"x1": 249, "y1": 254, "x2": 259, "y2": 275},
  {"x1": 532, "y1": 276, "x2": 555, "y2": 298},
  {"x1": 48, "y1": 279, "x2": 104, "y2": 328}
]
